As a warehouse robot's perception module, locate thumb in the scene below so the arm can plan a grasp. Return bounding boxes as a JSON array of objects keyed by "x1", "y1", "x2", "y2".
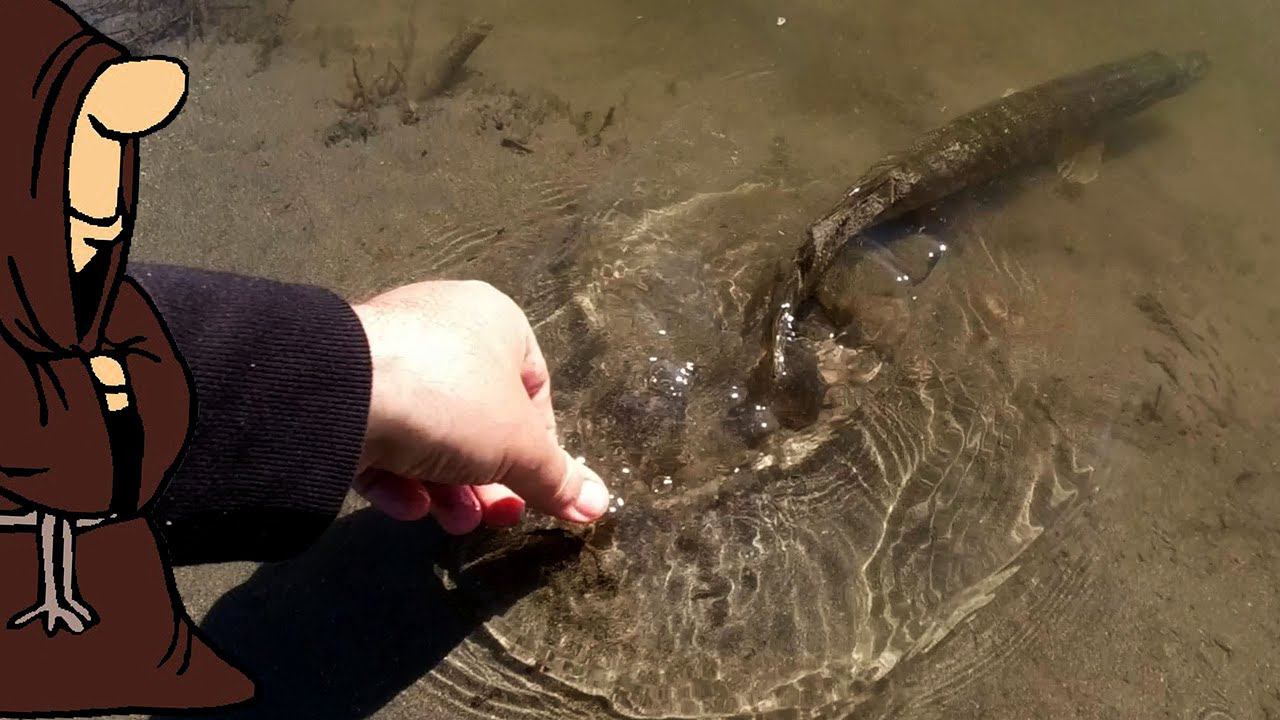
[{"x1": 500, "y1": 413, "x2": 610, "y2": 523}]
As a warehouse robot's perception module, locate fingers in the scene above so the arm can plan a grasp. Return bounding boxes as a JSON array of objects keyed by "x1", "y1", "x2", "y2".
[
  {"x1": 502, "y1": 427, "x2": 609, "y2": 523},
  {"x1": 357, "y1": 282, "x2": 609, "y2": 531},
  {"x1": 473, "y1": 483, "x2": 525, "y2": 528},
  {"x1": 355, "y1": 469, "x2": 431, "y2": 522},
  {"x1": 359, "y1": 471, "x2": 516, "y2": 535},
  {"x1": 424, "y1": 483, "x2": 484, "y2": 535},
  {"x1": 521, "y1": 324, "x2": 558, "y2": 444}
]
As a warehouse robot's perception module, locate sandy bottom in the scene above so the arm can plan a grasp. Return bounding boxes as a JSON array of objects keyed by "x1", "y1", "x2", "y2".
[{"x1": 49, "y1": 0, "x2": 1280, "y2": 718}]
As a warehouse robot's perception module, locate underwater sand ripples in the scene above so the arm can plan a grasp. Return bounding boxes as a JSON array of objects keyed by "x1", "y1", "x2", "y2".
[{"x1": 427, "y1": 182, "x2": 1095, "y2": 718}]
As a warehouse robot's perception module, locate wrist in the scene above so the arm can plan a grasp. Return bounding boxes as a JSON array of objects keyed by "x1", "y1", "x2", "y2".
[{"x1": 351, "y1": 301, "x2": 387, "y2": 470}]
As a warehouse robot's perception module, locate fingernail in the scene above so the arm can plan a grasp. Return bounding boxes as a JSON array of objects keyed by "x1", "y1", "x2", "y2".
[
  {"x1": 573, "y1": 468, "x2": 610, "y2": 520},
  {"x1": 483, "y1": 497, "x2": 525, "y2": 528}
]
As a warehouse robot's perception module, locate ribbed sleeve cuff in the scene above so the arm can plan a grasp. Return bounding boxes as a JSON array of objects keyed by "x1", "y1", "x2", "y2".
[{"x1": 131, "y1": 263, "x2": 372, "y2": 565}]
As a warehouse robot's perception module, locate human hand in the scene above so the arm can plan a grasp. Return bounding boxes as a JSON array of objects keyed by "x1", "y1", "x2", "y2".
[{"x1": 351, "y1": 280, "x2": 609, "y2": 534}]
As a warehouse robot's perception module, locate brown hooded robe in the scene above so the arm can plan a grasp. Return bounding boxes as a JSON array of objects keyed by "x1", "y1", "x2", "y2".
[{"x1": 0, "y1": 0, "x2": 255, "y2": 713}]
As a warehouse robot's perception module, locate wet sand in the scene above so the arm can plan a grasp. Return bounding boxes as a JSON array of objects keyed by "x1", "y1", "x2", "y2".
[{"x1": 47, "y1": 0, "x2": 1280, "y2": 718}]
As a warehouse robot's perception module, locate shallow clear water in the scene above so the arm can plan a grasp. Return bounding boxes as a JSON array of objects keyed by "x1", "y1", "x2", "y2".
[{"x1": 85, "y1": 0, "x2": 1280, "y2": 717}]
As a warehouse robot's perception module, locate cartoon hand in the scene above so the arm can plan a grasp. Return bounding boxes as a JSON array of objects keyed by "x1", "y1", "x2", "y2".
[
  {"x1": 89, "y1": 355, "x2": 130, "y2": 411},
  {"x1": 89, "y1": 354, "x2": 125, "y2": 384}
]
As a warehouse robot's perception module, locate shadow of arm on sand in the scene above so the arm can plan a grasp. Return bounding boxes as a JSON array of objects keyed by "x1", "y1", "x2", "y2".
[{"x1": 151, "y1": 508, "x2": 569, "y2": 720}]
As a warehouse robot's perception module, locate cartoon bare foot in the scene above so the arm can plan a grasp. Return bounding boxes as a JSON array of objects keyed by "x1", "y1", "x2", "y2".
[
  {"x1": 62, "y1": 593, "x2": 98, "y2": 627},
  {"x1": 0, "y1": 510, "x2": 37, "y2": 527},
  {"x1": 9, "y1": 598, "x2": 91, "y2": 635},
  {"x1": 58, "y1": 517, "x2": 97, "y2": 626},
  {"x1": 7, "y1": 512, "x2": 96, "y2": 634}
]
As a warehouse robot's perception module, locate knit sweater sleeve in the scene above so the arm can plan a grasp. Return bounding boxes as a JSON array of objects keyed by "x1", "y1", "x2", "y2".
[{"x1": 129, "y1": 263, "x2": 372, "y2": 566}]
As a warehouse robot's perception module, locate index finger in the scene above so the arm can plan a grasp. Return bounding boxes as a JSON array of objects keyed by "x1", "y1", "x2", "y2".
[{"x1": 521, "y1": 324, "x2": 558, "y2": 444}]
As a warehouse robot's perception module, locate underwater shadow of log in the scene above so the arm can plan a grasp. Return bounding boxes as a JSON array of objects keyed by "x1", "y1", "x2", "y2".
[
  {"x1": 149, "y1": 508, "x2": 562, "y2": 720},
  {"x1": 440, "y1": 526, "x2": 597, "y2": 625}
]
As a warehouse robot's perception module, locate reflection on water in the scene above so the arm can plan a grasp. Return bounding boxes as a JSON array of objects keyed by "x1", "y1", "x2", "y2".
[
  {"x1": 438, "y1": 178, "x2": 1093, "y2": 717},
  {"x1": 111, "y1": 0, "x2": 1280, "y2": 716}
]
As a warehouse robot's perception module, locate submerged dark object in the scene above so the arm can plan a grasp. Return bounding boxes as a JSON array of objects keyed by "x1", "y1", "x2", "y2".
[
  {"x1": 418, "y1": 19, "x2": 493, "y2": 100},
  {"x1": 753, "y1": 49, "x2": 1209, "y2": 426}
]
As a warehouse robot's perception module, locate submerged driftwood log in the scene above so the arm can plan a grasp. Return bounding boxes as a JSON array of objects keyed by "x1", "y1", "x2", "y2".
[
  {"x1": 752, "y1": 49, "x2": 1210, "y2": 428},
  {"x1": 417, "y1": 19, "x2": 493, "y2": 101}
]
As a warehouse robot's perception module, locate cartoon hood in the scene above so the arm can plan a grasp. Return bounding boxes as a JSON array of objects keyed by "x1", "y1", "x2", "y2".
[
  {"x1": 0, "y1": 0, "x2": 136, "y2": 356},
  {"x1": 0, "y1": 1, "x2": 193, "y2": 519}
]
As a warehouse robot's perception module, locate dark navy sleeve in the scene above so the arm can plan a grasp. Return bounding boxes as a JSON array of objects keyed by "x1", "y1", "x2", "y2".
[{"x1": 130, "y1": 263, "x2": 372, "y2": 565}]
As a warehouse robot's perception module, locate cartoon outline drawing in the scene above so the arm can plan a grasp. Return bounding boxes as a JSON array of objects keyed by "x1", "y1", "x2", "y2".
[{"x1": 1, "y1": 0, "x2": 256, "y2": 714}]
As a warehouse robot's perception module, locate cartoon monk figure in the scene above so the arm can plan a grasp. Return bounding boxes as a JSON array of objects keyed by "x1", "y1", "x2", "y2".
[{"x1": 0, "y1": 0, "x2": 255, "y2": 713}]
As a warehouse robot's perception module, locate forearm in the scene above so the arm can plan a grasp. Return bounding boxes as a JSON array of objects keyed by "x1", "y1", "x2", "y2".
[{"x1": 130, "y1": 263, "x2": 372, "y2": 565}]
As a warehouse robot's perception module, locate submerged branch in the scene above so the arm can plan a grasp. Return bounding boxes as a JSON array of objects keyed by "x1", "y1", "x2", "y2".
[{"x1": 417, "y1": 19, "x2": 493, "y2": 101}]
